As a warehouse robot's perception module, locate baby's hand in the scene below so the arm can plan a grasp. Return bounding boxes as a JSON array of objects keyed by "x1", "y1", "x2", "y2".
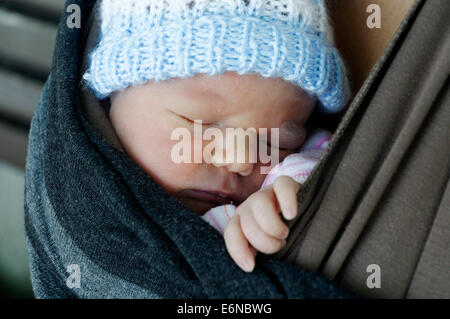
[{"x1": 224, "y1": 176, "x2": 301, "y2": 272}]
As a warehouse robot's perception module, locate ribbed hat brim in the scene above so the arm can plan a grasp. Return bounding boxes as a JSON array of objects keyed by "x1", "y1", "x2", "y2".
[{"x1": 85, "y1": 15, "x2": 350, "y2": 113}]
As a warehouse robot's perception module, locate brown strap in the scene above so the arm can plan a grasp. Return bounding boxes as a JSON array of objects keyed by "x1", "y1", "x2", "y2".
[{"x1": 277, "y1": 0, "x2": 450, "y2": 298}]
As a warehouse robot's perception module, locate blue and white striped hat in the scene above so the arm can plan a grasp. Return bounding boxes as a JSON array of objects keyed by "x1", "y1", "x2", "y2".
[{"x1": 84, "y1": 0, "x2": 350, "y2": 113}]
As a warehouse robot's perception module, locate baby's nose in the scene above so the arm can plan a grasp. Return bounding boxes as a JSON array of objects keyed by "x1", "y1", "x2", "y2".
[
  {"x1": 226, "y1": 162, "x2": 254, "y2": 176},
  {"x1": 210, "y1": 132, "x2": 256, "y2": 177},
  {"x1": 211, "y1": 156, "x2": 255, "y2": 177}
]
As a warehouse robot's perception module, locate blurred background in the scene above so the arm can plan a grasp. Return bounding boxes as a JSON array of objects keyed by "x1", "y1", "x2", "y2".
[
  {"x1": 0, "y1": 0, "x2": 416, "y2": 299},
  {"x1": 0, "y1": 0, "x2": 65, "y2": 298}
]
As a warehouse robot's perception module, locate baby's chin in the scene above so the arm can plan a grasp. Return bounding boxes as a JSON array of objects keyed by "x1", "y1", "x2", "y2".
[{"x1": 176, "y1": 197, "x2": 224, "y2": 216}]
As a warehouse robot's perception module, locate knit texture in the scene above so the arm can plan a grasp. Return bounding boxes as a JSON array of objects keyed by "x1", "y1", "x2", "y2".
[{"x1": 84, "y1": 0, "x2": 350, "y2": 113}]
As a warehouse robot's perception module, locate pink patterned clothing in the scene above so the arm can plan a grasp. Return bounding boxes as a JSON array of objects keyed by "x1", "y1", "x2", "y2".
[{"x1": 201, "y1": 129, "x2": 332, "y2": 235}]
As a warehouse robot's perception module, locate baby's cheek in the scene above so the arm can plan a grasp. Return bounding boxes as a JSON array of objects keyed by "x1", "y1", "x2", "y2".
[
  {"x1": 243, "y1": 167, "x2": 267, "y2": 194},
  {"x1": 137, "y1": 131, "x2": 200, "y2": 192}
]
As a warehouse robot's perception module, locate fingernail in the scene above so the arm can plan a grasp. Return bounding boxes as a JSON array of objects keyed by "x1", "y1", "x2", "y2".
[
  {"x1": 291, "y1": 209, "x2": 298, "y2": 219},
  {"x1": 243, "y1": 258, "x2": 255, "y2": 272},
  {"x1": 286, "y1": 208, "x2": 296, "y2": 220}
]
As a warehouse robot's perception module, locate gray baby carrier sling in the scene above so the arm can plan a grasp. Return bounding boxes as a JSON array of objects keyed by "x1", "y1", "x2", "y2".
[{"x1": 81, "y1": 0, "x2": 450, "y2": 298}]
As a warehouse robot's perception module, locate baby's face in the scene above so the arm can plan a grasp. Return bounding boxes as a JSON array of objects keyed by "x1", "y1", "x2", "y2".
[{"x1": 110, "y1": 72, "x2": 315, "y2": 215}]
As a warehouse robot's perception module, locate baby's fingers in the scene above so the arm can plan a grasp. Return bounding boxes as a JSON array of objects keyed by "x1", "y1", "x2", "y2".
[
  {"x1": 240, "y1": 206, "x2": 286, "y2": 255},
  {"x1": 224, "y1": 215, "x2": 257, "y2": 272},
  {"x1": 273, "y1": 176, "x2": 301, "y2": 220},
  {"x1": 250, "y1": 190, "x2": 289, "y2": 240}
]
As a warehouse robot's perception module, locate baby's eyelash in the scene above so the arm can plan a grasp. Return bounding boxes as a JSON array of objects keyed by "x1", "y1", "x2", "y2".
[
  {"x1": 174, "y1": 112, "x2": 291, "y2": 150},
  {"x1": 177, "y1": 113, "x2": 213, "y2": 126},
  {"x1": 168, "y1": 110, "x2": 195, "y2": 125},
  {"x1": 179, "y1": 114, "x2": 195, "y2": 124}
]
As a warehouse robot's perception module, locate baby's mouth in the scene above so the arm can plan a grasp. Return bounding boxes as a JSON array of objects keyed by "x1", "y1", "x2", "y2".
[{"x1": 182, "y1": 189, "x2": 243, "y2": 206}]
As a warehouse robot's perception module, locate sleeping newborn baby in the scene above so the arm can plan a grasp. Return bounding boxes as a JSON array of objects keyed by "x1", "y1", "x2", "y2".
[
  {"x1": 200, "y1": 126, "x2": 331, "y2": 272},
  {"x1": 84, "y1": 0, "x2": 349, "y2": 273}
]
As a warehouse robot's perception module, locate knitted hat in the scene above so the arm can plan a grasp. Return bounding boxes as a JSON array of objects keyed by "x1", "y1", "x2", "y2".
[{"x1": 84, "y1": 0, "x2": 350, "y2": 113}]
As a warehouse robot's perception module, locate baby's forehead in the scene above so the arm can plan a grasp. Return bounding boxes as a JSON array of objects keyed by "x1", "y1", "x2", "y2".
[
  {"x1": 179, "y1": 73, "x2": 312, "y2": 108},
  {"x1": 126, "y1": 72, "x2": 315, "y2": 133}
]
